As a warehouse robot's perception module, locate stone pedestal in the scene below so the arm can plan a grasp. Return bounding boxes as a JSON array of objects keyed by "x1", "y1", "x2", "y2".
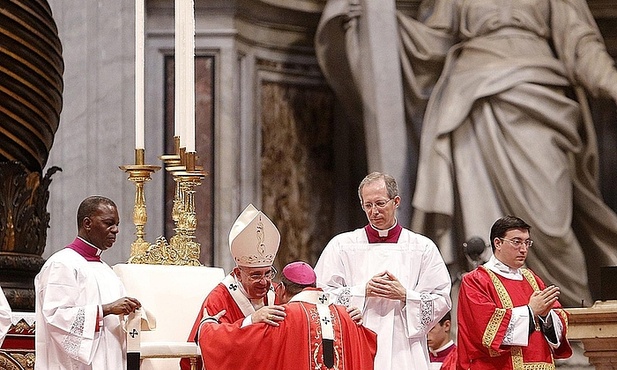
[
  {"x1": 0, "y1": 162, "x2": 60, "y2": 310},
  {"x1": 567, "y1": 301, "x2": 617, "y2": 370},
  {"x1": 0, "y1": 312, "x2": 35, "y2": 370}
]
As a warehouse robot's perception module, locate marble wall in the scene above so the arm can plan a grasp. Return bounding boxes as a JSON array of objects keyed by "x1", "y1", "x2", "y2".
[
  {"x1": 42, "y1": 0, "x2": 617, "y2": 274},
  {"x1": 45, "y1": 0, "x2": 151, "y2": 265}
]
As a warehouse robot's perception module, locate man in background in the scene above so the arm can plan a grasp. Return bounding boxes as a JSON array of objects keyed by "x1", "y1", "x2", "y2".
[{"x1": 427, "y1": 311, "x2": 456, "y2": 370}]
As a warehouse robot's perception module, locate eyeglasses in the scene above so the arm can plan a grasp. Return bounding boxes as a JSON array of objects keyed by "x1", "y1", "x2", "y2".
[
  {"x1": 499, "y1": 238, "x2": 533, "y2": 249},
  {"x1": 362, "y1": 198, "x2": 394, "y2": 211},
  {"x1": 239, "y1": 266, "x2": 277, "y2": 282}
]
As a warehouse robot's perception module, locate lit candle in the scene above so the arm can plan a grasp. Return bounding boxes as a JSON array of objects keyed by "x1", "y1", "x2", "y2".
[
  {"x1": 174, "y1": 0, "x2": 196, "y2": 152},
  {"x1": 135, "y1": 0, "x2": 145, "y2": 150}
]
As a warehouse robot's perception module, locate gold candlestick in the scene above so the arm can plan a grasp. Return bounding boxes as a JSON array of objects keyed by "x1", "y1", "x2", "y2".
[
  {"x1": 160, "y1": 136, "x2": 182, "y2": 167},
  {"x1": 167, "y1": 151, "x2": 207, "y2": 263},
  {"x1": 120, "y1": 149, "x2": 161, "y2": 261},
  {"x1": 131, "y1": 149, "x2": 206, "y2": 266}
]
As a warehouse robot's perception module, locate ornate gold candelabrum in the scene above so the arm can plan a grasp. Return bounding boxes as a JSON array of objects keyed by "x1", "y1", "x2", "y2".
[
  {"x1": 127, "y1": 138, "x2": 206, "y2": 266},
  {"x1": 119, "y1": 149, "x2": 161, "y2": 260},
  {"x1": 167, "y1": 152, "x2": 206, "y2": 264}
]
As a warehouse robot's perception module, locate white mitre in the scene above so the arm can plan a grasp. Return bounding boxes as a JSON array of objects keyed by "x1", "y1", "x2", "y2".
[{"x1": 229, "y1": 204, "x2": 280, "y2": 267}]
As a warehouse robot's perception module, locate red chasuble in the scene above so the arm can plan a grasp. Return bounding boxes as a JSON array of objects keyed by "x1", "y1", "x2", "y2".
[
  {"x1": 180, "y1": 275, "x2": 277, "y2": 370},
  {"x1": 457, "y1": 266, "x2": 571, "y2": 370},
  {"x1": 198, "y1": 289, "x2": 377, "y2": 370}
]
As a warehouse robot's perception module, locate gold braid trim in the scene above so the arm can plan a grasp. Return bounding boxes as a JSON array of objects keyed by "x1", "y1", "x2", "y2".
[
  {"x1": 483, "y1": 308, "x2": 507, "y2": 356},
  {"x1": 522, "y1": 269, "x2": 541, "y2": 332},
  {"x1": 521, "y1": 269, "x2": 540, "y2": 291},
  {"x1": 485, "y1": 268, "x2": 513, "y2": 308},
  {"x1": 482, "y1": 267, "x2": 513, "y2": 356},
  {"x1": 484, "y1": 267, "x2": 556, "y2": 370}
]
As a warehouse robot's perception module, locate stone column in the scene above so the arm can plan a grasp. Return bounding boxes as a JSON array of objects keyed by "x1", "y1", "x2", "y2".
[{"x1": 0, "y1": 0, "x2": 64, "y2": 310}]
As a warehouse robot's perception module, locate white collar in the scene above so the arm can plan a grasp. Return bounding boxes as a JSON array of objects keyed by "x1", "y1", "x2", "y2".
[
  {"x1": 76, "y1": 236, "x2": 103, "y2": 256},
  {"x1": 484, "y1": 255, "x2": 523, "y2": 280},
  {"x1": 369, "y1": 218, "x2": 398, "y2": 237},
  {"x1": 430, "y1": 340, "x2": 455, "y2": 355}
]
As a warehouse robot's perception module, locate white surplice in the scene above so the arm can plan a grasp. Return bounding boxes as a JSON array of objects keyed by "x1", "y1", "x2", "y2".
[
  {"x1": 314, "y1": 227, "x2": 452, "y2": 370},
  {"x1": 0, "y1": 286, "x2": 12, "y2": 347},
  {"x1": 35, "y1": 249, "x2": 126, "y2": 370}
]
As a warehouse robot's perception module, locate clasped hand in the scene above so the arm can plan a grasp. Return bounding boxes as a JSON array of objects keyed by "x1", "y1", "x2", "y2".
[
  {"x1": 528, "y1": 285, "x2": 560, "y2": 317},
  {"x1": 365, "y1": 271, "x2": 406, "y2": 302}
]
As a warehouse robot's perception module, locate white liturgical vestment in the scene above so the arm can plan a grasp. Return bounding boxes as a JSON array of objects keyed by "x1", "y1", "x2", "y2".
[
  {"x1": 315, "y1": 226, "x2": 452, "y2": 370},
  {"x1": 0, "y1": 286, "x2": 11, "y2": 347},
  {"x1": 35, "y1": 248, "x2": 126, "y2": 370}
]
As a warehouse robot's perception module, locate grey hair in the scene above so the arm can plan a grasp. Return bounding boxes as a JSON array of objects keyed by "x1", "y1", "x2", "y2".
[{"x1": 357, "y1": 172, "x2": 399, "y2": 202}]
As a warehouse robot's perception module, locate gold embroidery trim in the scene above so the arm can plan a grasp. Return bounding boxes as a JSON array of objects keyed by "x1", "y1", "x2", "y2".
[
  {"x1": 483, "y1": 267, "x2": 556, "y2": 370},
  {"x1": 483, "y1": 308, "x2": 507, "y2": 356},
  {"x1": 521, "y1": 269, "x2": 540, "y2": 291}
]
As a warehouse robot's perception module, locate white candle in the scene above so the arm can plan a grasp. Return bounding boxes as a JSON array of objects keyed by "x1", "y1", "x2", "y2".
[
  {"x1": 135, "y1": 0, "x2": 145, "y2": 150},
  {"x1": 186, "y1": 0, "x2": 196, "y2": 153},
  {"x1": 174, "y1": 0, "x2": 184, "y2": 148},
  {"x1": 174, "y1": 0, "x2": 196, "y2": 152}
]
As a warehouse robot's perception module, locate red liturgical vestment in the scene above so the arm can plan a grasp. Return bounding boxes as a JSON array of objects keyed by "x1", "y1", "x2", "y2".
[
  {"x1": 181, "y1": 274, "x2": 276, "y2": 370},
  {"x1": 457, "y1": 266, "x2": 571, "y2": 370},
  {"x1": 198, "y1": 288, "x2": 377, "y2": 370}
]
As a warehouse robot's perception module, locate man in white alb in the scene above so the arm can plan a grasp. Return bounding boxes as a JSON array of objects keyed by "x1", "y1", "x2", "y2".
[
  {"x1": 35, "y1": 196, "x2": 141, "y2": 370},
  {"x1": 314, "y1": 172, "x2": 452, "y2": 370}
]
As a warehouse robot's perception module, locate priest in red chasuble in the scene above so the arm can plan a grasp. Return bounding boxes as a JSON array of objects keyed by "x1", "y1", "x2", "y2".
[
  {"x1": 196, "y1": 261, "x2": 377, "y2": 370},
  {"x1": 457, "y1": 216, "x2": 572, "y2": 370},
  {"x1": 181, "y1": 204, "x2": 287, "y2": 370}
]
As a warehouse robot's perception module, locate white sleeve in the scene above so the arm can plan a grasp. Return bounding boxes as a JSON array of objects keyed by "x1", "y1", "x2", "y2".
[
  {"x1": 401, "y1": 242, "x2": 452, "y2": 338},
  {"x1": 314, "y1": 237, "x2": 368, "y2": 310},
  {"x1": 540, "y1": 310, "x2": 564, "y2": 348},
  {"x1": 36, "y1": 262, "x2": 100, "y2": 364},
  {"x1": 0, "y1": 287, "x2": 12, "y2": 347},
  {"x1": 501, "y1": 306, "x2": 531, "y2": 346}
]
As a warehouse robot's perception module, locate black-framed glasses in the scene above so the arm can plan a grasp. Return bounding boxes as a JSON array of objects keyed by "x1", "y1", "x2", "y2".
[
  {"x1": 362, "y1": 198, "x2": 394, "y2": 212},
  {"x1": 500, "y1": 238, "x2": 533, "y2": 249},
  {"x1": 239, "y1": 266, "x2": 278, "y2": 282}
]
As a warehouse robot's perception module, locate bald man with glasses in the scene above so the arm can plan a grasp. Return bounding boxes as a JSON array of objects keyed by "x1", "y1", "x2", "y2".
[
  {"x1": 456, "y1": 215, "x2": 572, "y2": 369},
  {"x1": 181, "y1": 204, "x2": 286, "y2": 370},
  {"x1": 314, "y1": 172, "x2": 452, "y2": 370}
]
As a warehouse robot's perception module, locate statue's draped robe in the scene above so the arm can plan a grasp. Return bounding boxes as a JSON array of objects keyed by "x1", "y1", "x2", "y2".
[{"x1": 315, "y1": 0, "x2": 617, "y2": 307}]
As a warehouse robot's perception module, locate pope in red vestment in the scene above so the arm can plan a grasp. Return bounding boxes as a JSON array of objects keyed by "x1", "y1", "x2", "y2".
[
  {"x1": 197, "y1": 262, "x2": 378, "y2": 370},
  {"x1": 181, "y1": 204, "x2": 285, "y2": 370},
  {"x1": 180, "y1": 274, "x2": 278, "y2": 369},
  {"x1": 457, "y1": 216, "x2": 572, "y2": 370}
]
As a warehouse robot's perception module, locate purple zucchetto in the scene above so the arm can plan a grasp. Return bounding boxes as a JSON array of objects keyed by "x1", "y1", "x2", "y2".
[{"x1": 282, "y1": 261, "x2": 317, "y2": 285}]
